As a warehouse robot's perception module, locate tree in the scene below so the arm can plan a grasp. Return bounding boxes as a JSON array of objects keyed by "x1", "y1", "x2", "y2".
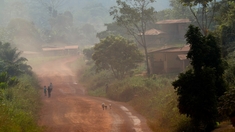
[
  {"x1": 110, "y1": 0, "x2": 156, "y2": 75},
  {"x1": 92, "y1": 35, "x2": 143, "y2": 79},
  {"x1": 172, "y1": 25, "x2": 227, "y2": 131},
  {"x1": 0, "y1": 42, "x2": 32, "y2": 76},
  {"x1": 79, "y1": 24, "x2": 99, "y2": 45},
  {"x1": 96, "y1": 22, "x2": 128, "y2": 40},
  {"x1": 83, "y1": 47, "x2": 94, "y2": 60},
  {"x1": 180, "y1": 0, "x2": 217, "y2": 35},
  {"x1": 169, "y1": 0, "x2": 194, "y2": 19},
  {"x1": 33, "y1": 0, "x2": 69, "y2": 17},
  {"x1": 214, "y1": 1, "x2": 235, "y2": 57},
  {"x1": 218, "y1": 88, "x2": 235, "y2": 118},
  {"x1": 7, "y1": 18, "x2": 42, "y2": 51},
  {"x1": 48, "y1": 11, "x2": 74, "y2": 43},
  {"x1": 0, "y1": 72, "x2": 18, "y2": 89}
]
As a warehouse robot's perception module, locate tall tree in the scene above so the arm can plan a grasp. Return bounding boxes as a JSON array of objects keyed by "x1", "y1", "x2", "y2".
[
  {"x1": 110, "y1": 0, "x2": 156, "y2": 75},
  {"x1": 172, "y1": 25, "x2": 227, "y2": 131},
  {"x1": 0, "y1": 42, "x2": 32, "y2": 76},
  {"x1": 34, "y1": 0, "x2": 69, "y2": 17},
  {"x1": 180, "y1": 0, "x2": 217, "y2": 35},
  {"x1": 169, "y1": 0, "x2": 193, "y2": 19},
  {"x1": 96, "y1": 22, "x2": 128, "y2": 40},
  {"x1": 92, "y1": 35, "x2": 143, "y2": 79},
  {"x1": 215, "y1": 0, "x2": 235, "y2": 57}
]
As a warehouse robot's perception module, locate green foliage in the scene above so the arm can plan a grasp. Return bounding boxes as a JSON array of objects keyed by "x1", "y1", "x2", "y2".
[
  {"x1": 180, "y1": 0, "x2": 213, "y2": 5},
  {"x1": 82, "y1": 47, "x2": 94, "y2": 60},
  {"x1": 110, "y1": 0, "x2": 157, "y2": 75},
  {"x1": 218, "y1": 88, "x2": 235, "y2": 118},
  {"x1": 92, "y1": 35, "x2": 143, "y2": 79},
  {"x1": 224, "y1": 53, "x2": 235, "y2": 88},
  {"x1": 0, "y1": 73, "x2": 42, "y2": 132},
  {"x1": 157, "y1": 0, "x2": 193, "y2": 20},
  {"x1": 0, "y1": 41, "x2": 42, "y2": 131},
  {"x1": 180, "y1": 0, "x2": 217, "y2": 35},
  {"x1": 215, "y1": 1, "x2": 235, "y2": 57},
  {"x1": 107, "y1": 76, "x2": 172, "y2": 102},
  {"x1": 0, "y1": 72, "x2": 18, "y2": 89},
  {"x1": 172, "y1": 25, "x2": 227, "y2": 131},
  {"x1": 0, "y1": 42, "x2": 32, "y2": 76},
  {"x1": 78, "y1": 24, "x2": 99, "y2": 46},
  {"x1": 80, "y1": 64, "x2": 191, "y2": 131},
  {"x1": 96, "y1": 22, "x2": 130, "y2": 40},
  {"x1": 218, "y1": 53, "x2": 235, "y2": 118}
]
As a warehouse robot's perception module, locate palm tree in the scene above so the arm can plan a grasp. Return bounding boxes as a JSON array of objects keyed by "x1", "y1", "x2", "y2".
[{"x1": 0, "y1": 42, "x2": 32, "y2": 76}]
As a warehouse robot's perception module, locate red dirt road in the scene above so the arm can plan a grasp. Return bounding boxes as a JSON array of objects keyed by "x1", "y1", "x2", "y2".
[{"x1": 34, "y1": 56, "x2": 152, "y2": 132}]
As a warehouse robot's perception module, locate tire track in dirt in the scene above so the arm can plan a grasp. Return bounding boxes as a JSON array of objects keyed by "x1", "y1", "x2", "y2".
[{"x1": 34, "y1": 55, "x2": 152, "y2": 132}]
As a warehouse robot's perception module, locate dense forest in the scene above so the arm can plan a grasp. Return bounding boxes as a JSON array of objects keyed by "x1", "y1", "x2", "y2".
[
  {"x1": 1, "y1": 0, "x2": 235, "y2": 132},
  {"x1": 0, "y1": 0, "x2": 170, "y2": 51}
]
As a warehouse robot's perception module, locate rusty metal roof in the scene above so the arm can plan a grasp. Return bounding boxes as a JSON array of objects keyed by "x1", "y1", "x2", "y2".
[
  {"x1": 42, "y1": 45, "x2": 78, "y2": 51},
  {"x1": 156, "y1": 19, "x2": 191, "y2": 24},
  {"x1": 65, "y1": 45, "x2": 78, "y2": 50},
  {"x1": 42, "y1": 47, "x2": 65, "y2": 51},
  {"x1": 22, "y1": 51, "x2": 39, "y2": 54},
  {"x1": 149, "y1": 45, "x2": 190, "y2": 53},
  {"x1": 139, "y1": 29, "x2": 165, "y2": 35},
  {"x1": 165, "y1": 45, "x2": 190, "y2": 52}
]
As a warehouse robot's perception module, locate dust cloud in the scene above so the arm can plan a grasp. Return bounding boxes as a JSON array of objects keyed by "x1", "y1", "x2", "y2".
[{"x1": 0, "y1": 0, "x2": 170, "y2": 56}]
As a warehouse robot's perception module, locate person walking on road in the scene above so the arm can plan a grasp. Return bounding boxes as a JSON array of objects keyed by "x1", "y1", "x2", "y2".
[
  {"x1": 48, "y1": 86, "x2": 52, "y2": 98},
  {"x1": 49, "y1": 82, "x2": 53, "y2": 91},
  {"x1": 44, "y1": 86, "x2": 47, "y2": 96}
]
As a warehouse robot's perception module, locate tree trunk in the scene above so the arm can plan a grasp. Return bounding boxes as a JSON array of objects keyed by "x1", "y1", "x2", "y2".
[{"x1": 143, "y1": 45, "x2": 150, "y2": 76}]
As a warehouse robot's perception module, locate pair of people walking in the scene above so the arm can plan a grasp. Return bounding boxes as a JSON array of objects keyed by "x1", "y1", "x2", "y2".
[{"x1": 43, "y1": 82, "x2": 53, "y2": 98}]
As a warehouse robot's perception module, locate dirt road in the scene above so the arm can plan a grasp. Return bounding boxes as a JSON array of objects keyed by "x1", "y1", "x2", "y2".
[{"x1": 34, "y1": 55, "x2": 152, "y2": 132}]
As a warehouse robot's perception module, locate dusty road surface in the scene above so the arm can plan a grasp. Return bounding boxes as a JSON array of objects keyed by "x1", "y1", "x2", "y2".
[{"x1": 34, "y1": 55, "x2": 152, "y2": 132}]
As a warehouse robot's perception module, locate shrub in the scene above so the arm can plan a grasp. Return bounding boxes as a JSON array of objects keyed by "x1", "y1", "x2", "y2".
[
  {"x1": 79, "y1": 63, "x2": 192, "y2": 132},
  {"x1": 218, "y1": 88, "x2": 235, "y2": 118},
  {"x1": 0, "y1": 73, "x2": 42, "y2": 132}
]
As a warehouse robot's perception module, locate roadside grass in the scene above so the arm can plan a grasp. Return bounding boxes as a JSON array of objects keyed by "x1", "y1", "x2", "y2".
[
  {"x1": 78, "y1": 50, "x2": 235, "y2": 132},
  {"x1": 78, "y1": 61, "x2": 191, "y2": 132},
  {"x1": 0, "y1": 73, "x2": 43, "y2": 132}
]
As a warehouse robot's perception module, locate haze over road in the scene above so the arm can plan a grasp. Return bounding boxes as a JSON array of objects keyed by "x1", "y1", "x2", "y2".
[{"x1": 34, "y1": 55, "x2": 152, "y2": 132}]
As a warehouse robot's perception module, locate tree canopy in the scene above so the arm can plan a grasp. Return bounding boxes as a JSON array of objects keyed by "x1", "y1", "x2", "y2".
[
  {"x1": 172, "y1": 25, "x2": 227, "y2": 131},
  {"x1": 180, "y1": 0, "x2": 217, "y2": 35},
  {"x1": 92, "y1": 35, "x2": 143, "y2": 79},
  {"x1": 110, "y1": 0, "x2": 156, "y2": 75},
  {"x1": 0, "y1": 42, "x2": 32, "y2": 76}
]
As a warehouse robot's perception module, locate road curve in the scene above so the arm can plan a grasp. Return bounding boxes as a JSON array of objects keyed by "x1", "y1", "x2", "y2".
[{"x1": 33, "y1": 55, "x2": 152, "y2": 132}]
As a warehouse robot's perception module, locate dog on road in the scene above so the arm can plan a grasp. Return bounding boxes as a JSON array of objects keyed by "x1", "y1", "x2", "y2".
[{"x1": 102, "y1": 103, "x2": 111, "y2": 110}]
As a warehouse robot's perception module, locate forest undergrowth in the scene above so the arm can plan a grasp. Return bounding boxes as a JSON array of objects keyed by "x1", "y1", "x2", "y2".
[
  {"x1": 76, "y1": 56, "x2": 191, "y2": 132},
  {"x1": 0, "y1": 74, "x2": 42, "y2": 132}
]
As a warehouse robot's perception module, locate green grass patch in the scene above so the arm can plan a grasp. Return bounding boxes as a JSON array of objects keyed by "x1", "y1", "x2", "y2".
[
  {"x1": 0, "y1": 74, "x2": 43, "y2": 132},
  {"x1": 78, "y1": 62, "x2": 192, "y2": 131}
]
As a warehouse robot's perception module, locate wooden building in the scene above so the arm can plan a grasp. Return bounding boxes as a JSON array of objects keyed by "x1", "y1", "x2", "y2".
[
  {"x1": 156, "y1": 19, "x2": 191, "y2": 41},
  {"x1": 65, "y1": 45, "x2": 79, "y2": 55},
  {"x1": 42, "y1": 45, "x2": 79, "y2": 56},
  {"x1": 140, "y1": 29, "x2": 167, "y2": 46},
  {"x1": 42, "y1": 47, "x2": 65, "y2": 56},
  {"x1": 148, "y1": 45, "x2": 190, "y2": 74}
]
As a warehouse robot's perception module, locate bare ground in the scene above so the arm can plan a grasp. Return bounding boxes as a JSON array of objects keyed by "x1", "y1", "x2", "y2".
[{"x1": 33, "y1": 55, "x2": 152, "y2": 132}]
